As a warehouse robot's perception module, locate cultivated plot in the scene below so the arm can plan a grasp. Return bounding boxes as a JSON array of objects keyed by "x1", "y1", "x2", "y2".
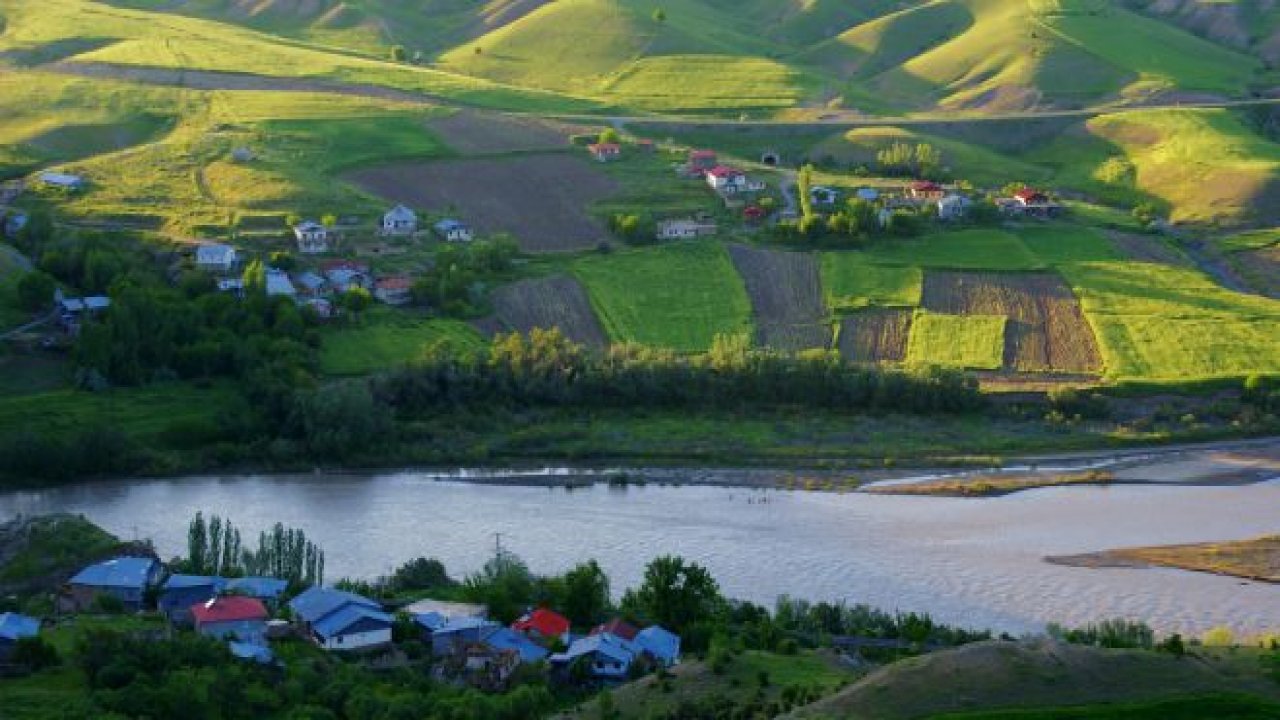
[
  {"x1": 426, "y1": 110, "x2": 582, "y2": 155},
  {"x1": 347, "y1": 155, "x2": 620, "y2": 253},
  {"x1": 481, "y1": 275, "x2": 609, "y2": 348},
  {"x1": 726, "y1": 244, "x2": 830, "y2": 351},
  {"x1": 837, "y1": 308, "x2": 914, "y2": 365},
  {"x1": 921, "y1": 271, "x2": 1102, "y2": 374}
]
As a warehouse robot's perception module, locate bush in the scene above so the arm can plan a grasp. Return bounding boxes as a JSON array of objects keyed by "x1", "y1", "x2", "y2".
[{"x1": 10, "y1": 636, "x2": 59, "y2": 671}]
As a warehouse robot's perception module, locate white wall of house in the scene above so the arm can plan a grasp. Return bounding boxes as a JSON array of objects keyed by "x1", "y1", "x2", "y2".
[{"x1": 322, "y1": 627, "x2": 391, "y2": 651}]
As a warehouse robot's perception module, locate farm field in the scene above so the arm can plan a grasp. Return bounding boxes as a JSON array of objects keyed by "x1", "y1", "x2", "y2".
[
  {"x1": 572, "y1": 242, "x2": 752, "y2": 352},
  {"x1": 479, "y1": 275, "x2": 609, "y2": 348},
  {"x1": 906, "y1": 311, "x2": 1006, "y2": 371},
  {"x1": 320, "y1": 312, "x2": 486, "y2": 376},
  {"x1": 346, "y1": 155, "x2": 620, "y2": 253},
  {"x1": 425, "y1": 110, "x2": 581, "y2": 155},
  {"x1": 726, "y1": 244, "x2": 830, "y2": 351},
  {"x1": 821, "y1": 254, "x2": 922, "y2": 310},
  {"x1": 836, "y1": 308, "x2": 914, "y2": 365}
]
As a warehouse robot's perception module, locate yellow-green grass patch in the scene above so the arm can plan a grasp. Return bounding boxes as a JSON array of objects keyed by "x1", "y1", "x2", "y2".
[
  {"x1": 863, "y1": 229, "x2": 1043, "y2": 271},
  {"x1": 321, "y1": 313, "x2": 487, "y2": 376},
  {"x1": 820, "y1": 253, "x2": 922, "y2": 310},
  {"x1": 906, "y1": 311, "x2": 1006, "y2": 370},
  {"x1": 573, "y1": 242, "x2": 752, "y2": 352}
]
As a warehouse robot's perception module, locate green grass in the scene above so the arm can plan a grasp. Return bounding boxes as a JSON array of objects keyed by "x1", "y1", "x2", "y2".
[
  {"x1": 811, "y1": 126, "x2": 1051, "y2": 187},
  {"x1": 906, "y1": 311, "x2": 1006, "y2": 370},
  {"x1": 0, "y1": 515, "x2": 120, "y2": 586},
  {"x1": 597, "y1": 55, "x2": 821, "y2": 114},
  {"x1": 321, "y1": 312, "x2": 487, "y2": 376},
  {"x1": 928, "y1": 692, "x2": 1280, "y2": 720},
  {"x1": 0, "y1": 382, "x2": 239, "y2": 444},
  {"x1": 572, "y1": 242, "x2": 752, "y2": 352},
  {"x1": 862, "y1": 229, "x2": 1042, "y2": 271},
  {"x1": 820, "y1": 253, "x2": 922, "y2": 310},
  {"x1": 1016, "y1": 225, "x2": 1121, "y2": 266},
  {"x1": 1215, "y1": 228, "x2": 1280, "y2": 255}
]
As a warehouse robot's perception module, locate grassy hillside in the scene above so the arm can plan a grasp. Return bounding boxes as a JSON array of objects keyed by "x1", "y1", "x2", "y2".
[{"x1": 787, "y1": 639, "x2": 1280, "y2": 720}]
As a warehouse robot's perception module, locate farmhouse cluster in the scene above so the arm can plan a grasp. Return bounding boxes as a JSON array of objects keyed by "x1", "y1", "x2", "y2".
[{"x1": 9, "y1": 554, "x2": 680, "y2": 691}]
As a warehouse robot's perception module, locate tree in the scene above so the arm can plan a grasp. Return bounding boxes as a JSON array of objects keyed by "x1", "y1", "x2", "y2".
[
  {"x1": 320, "y1": 214, "x2": 338, "y2": 228},
  {"x1": 796, "y1": 164, "x2": 815, "y2": 221},
  {"x1": 389, "y1": 45, "x2": 406, "y2": 62},
  {"x1": 598, "y1": 127, "x2": 622, "y2": 145},
  {"x1": 652, "y1": 8, "x2": 666, "y2": 22},
  {"x1": 558, "y1": 560, "x2": 611, "y2": 627},
  {"x1": 338, "y1": 286, "x2": 372, "y2": 318},
  {"x1": 621, "y1": 555, "x2": 724, "y2": 632},
  {"x1": 16, "y1": 271, "x2": 55, "y2": 312}
]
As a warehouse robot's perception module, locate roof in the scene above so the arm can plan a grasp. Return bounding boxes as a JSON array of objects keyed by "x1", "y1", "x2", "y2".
[
  {"x1": 909, "y1": 180, "x2": 943, "y2": 191},
  {"x1": 265, "y1": 269, "x2": 295, "y2": 296},
  {"x1": 312, "y1": 603, "x2": 393, "y2": 640},
  {"x1": 706, "y1": 165, "x2": 744, "y2": 178},
  {"x1": 218, "y1": 279, "x2": 244, "y2": 291},
  {"x1": 83, "y1": 296, "x2": 110, "y2": 310},
  {"x1": 70, "y1": 557, "x2": 158, "y2": 590},
  {"x1": 1015, "y1": 188, "x2": 1049, "y2": 203},
  {"x1": 288, "y1": 586, "x2": 380, "y2": 624},
  {"x1": 413, "y1": 611, "x2": 446, "y2": 631},
  {"x1": 551, "y1": 633, "x2": 637, "y2": 664},
  {"x1": 321, "y1": 259, "x2": 369, "y2": 273},
  {"x1": 295, "y1": 271, "x2": 325, "y2": 290},
  {"x1": 690, "y1": 150, "x2": 716, "y2": 159},
  {"x1": 39, "y1": 172, "x2": 84, "y2": 187},
  {"x1": 810, "y1": 185, "x2": 838, "y2": 197},
  {"x1": 375, "y1": 276, "x2": 413, "y2": 291},
  {"x1": 435, "y1": 219, "x2": 469, "y2": 232},
  {"x1": 229, "y1": 641, "x2": 274, "y2": 664},
  {"x1": 384, "y1": 204, "x2": 416, "y2": 221},
  {"x1": 939, "y1": 194, "x2": 971, "y2": 205},
  {"x1": 434, "y1": 616, "x2": 499, "y2": 635},
  {"x1": 195, "y1": 243, "x2": 236, "y2": 264},
  {"x1": 163, "y1": 574, "x2": 226, "y2": 591},
  {"x1": 588, "y1": 143, "x2": 620, "y2": 152},
  {"x1": 591, "y1": 618, "x2": 639, "y2": 641},
  {"x1": 512, "y1": 608, "x2": 570, "y2": 638},
  {"x1": 0, "y1": 613, "x2": 40, "y2": 641},
  {"x1": 191, "y1": 595, "x2": 268, "y2": 625},
  {"x1": 294, "y1": 221, "x2": 326, "y2": 233},
  {"x1": 226, "y1": 576, "x2": 289, "y2": 600},
  {"x1": 856, "y1": 188, "x2": 880, "y2": 201},
  {"x1": 402, "y1": 598, "x2": 487, "y2": 619},
  {"x1": 635, "y1": 625, "x2": 680, "y2": 661},
  {"x1": 482, "y1": 626, "x2": 549, "y2": 663}
]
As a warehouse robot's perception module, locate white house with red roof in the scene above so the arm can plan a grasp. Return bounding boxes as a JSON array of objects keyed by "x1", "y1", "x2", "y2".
[
  {"x1": 374, "y1": 276, "x2": 413, "y2": 305},
  {"x1": 907, "y1": 181, "x2": 946, "y2": 201},
  {"x1": 191, "y1": 596, "x2": 268, "y2": 644},
  {"x1": 587, "y1": 143, "x2": 621, "y2": 162}
]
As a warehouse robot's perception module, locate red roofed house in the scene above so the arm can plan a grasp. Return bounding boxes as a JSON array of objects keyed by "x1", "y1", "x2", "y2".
[
  {"x1": 590, "y1": 618, "x2": 639, "y2": 641},
  {"x1": 689, "y1": 150, "x2": 718, "y2": 171},
  {"x1": 743, "y1": 205, "x2": 766, "y2": 222},
  {"x1": 706, "y1": 165, "x2": 749, "y2": 193},
  {"x1": 1014, "y1": 188, "x2": 1050, "y2": 206},
  {"x1": 907, "y1": 181, "x2": 945, "y2": 201},
  {"x1": 512, "y1": 608, "x2": 570, "y2": 644},
  {"x1": 587, "y1": 143, "x2": 621, "y2": 162},
  {"x1": 191, "y1": 596, "x2": 268, "y2": 643},
  {"x1": 374, "y1": 276, "x2": 414, "y2": 306}
]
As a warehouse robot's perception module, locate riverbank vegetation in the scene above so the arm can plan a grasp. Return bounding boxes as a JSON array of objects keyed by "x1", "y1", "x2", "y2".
[{"x1": 1048, "y1": 535, "x2": 1280, "y2": 584}]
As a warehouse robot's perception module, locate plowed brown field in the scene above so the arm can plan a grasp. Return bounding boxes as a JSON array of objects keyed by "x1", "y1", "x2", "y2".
[
  {"x1": 837, "y1": 308, "x2": 913, "y2": 364},
  {"x1": 726, "y1": 244, "x2": 830, "y2": 351},
  {"x1": 921, "y1": 272, "x2": 1101, "y2": 373},
  {"x1": 480, "y1": 275, "x2": 608, "y2": 348}
]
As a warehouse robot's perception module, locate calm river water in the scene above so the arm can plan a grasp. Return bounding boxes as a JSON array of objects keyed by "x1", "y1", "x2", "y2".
[{"x1": 2, "y1": 470, "x2": 1277, "y2": 636}]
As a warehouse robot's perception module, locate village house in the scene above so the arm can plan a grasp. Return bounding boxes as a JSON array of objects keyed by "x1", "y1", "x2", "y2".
[
  {"x1": 705, "y1": 165, "x2": 748, "y2": 193},
  {"x1": 159, "y1": 574, "x2": 225, "y2": 623},
  {"x1": 937, "y1": 194, "x2": 973, "y2": 221},
  {"x1": 656, "y1": 218, "x2": 717, "y2": 240},
  {"x1": 549, "y1": 632, "x2": 640, "y2": 681},
  {"x1": 512, "y1": 607, "x2": 571, "y2": 645},
  {"x1": 0, "y1": 613, "x2": 40, "y2": 661},
  {"x1": 293, "y1": 271, "x2": 327, "y2": 298},
  {"x1": 906, "y1": 180, "x2": 946, "y2": 202},
  {"x1": 434, "y1": 219, "x2": 474, "y2": 243},
  {"x1": 4, "y1": 211, "x2": 29, "y2": 239},
  {"x1": 217, "y1": 278, "x2": 244, "y2": 296},
  {"x1": 229, "y1": 641, "x2": 275, "y2": 665},
  {"x1": 195, "y1": 243, "x2": 238, "y2": 273},
  {"x1": 403, "y1": 598, "x2": 487, "y2": 620},
  {"x1": 322, "y1": 260, "x2": 371, "y2": 293},
  {"x1": 634, "y1": 625, "x2": 681, "y2": 667},
  {"x1": 57, "y1": 291, "x2": 111, "y2": 328},
  {"x1": 226, "y1": 577, "x2": 289, "y2": 607},
  {"x1": 586, "y1": 143, "x2": 622, "y2": 162},
  {"x1": 289, "y1": 586, "x2": 392, "y2": 652},
  {"x1": 1000, "y1": 187, "x2": 1064, "y2": 218},
  {"x1": 265, "y1": 268, "x2": 296, "y2": 298},
  {"x1": 192, "y1": 596, "x2": 269, "y2": 644},
  {"x1": 810, "y1": 185, "x2": 840, "y2": 209},
  {"x1": 743, "y1": 205, "x2": 766, "y2": 223},
  {"x1": 688, "y1": 150, "x2": 718, "y2": 172},
  {"x1": 374, "y1": 276, "x2": 413, "y2": 306},
  {"x1": 381, "y1": 205, "x2": 418, "y2": 236},
  {"x1": 38, "y1": 172, "x2": 85, "y2": 192},
  {"x1": 428, "y1": 616, "x2": 500, "y2": 656},
  {"x1": 458, "y1": 642, "x2": 522, "y2": 690},
  {"x1": 303, "y1": 297, "x2": 334, "y2": 319},
  {"x1": 293, "y1": 221, "x2": 330, "y2": 254},
  {"x1": 63, "y1": 556, "x2": 161, "y2": 612},
  {"x1": 591, "y1": 618, "x2": 639, "y2": 641}
]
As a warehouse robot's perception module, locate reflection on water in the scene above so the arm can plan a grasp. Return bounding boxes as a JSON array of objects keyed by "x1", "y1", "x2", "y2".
[{"x1": 2, "y1": 471, "x2": 1277, "y2": 635}]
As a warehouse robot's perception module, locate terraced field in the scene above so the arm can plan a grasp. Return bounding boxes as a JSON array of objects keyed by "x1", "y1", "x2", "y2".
[
  {"x1": 921, "y1": 272, "x2": 1102, "y2": 374},
  {"x1": 836, "y1": 309, "x2": 913, "y2": 364},
  {"x1": 481, "y1": 275, "x2": 608, "y2": 348},
  {"x1": 726, "y1": 244, "x2": 830, "y2": 351}
]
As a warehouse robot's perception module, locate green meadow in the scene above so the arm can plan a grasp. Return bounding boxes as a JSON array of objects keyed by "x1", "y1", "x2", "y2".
[
  {"x1": 907, "y1": 311, "x2": 1006, "y2": 370},
  {"x1": 321, "y1": 312, "x2": 486, "y2": 376}
]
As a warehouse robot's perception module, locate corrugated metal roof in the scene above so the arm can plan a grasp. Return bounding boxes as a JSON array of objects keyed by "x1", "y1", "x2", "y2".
[
  {"x1": 312, "y1": 604, "x2": 393, "y2": 640},
  {"x1": 288, "y1": 586, "x2": 379, "y2": 623},
  {"x1": 0, "y1": 613, "x2": 40, "y2": 641},
  {"x1": 69, "y1": 557, "x2": 158, "y2": 590}
]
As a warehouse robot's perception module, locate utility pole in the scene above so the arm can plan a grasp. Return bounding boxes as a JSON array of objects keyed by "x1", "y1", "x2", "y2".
[{"x1": 493, "y1": 532, "x2": 505, "y2": 562}]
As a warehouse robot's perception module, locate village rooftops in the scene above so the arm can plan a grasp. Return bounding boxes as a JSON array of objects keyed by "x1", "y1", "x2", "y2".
[
  {"x1": 550, "y1": 632, "x2": 639, "y2": 665},
  {"x1": 1014, "y1": 188, "x2": 1051, "y2": 205},
  {"x1": 311, "y1": 603, "x2": 393, "y2": 641},
  {"x1": 195, "y1": 243, "x2": 237, "y2": 266},
  {"x1": 384, "y1": 205, "x2": 416, "y2": 222},
  {"x1": 70, "y1": 557, "x2": 159, "y2": 589},
  {"x1": 705, "y1": 165, "x2": 744, "y2": 178},
  {"x1": 856, "y1": 188, "x2": 881, "y2": 202},
  {"x1": 0, "y1": 613, "x2": 40, "y2": 641},
  {"x1": 481, "y1": 627, "x2": 549, "y2": 663},
  {"x1": 635, "y1": 625, "x2": 681, "y2": 665},
  {"x1": 909, "y1": 180, "x2": 943, "y2": 192},
  {"x1": 226, "y1": 576, "x2": 289, "y2": 602},
  {"x1": 293, "y1": 220, "x2": 326, "y2": 234},
  {"x1": 288, "y1": 586, "x2": 380, "y2": 624},
  {"x1": 375, "y1": 276, "x2": 413, "y2": 291},
  {"x1": 403, "y1": 598, "x2": 487, "y2": 619},
  {"x1": 591, "y1": 618, "x2": 639, "y2": 641},
  {"x1": 163, "y1": 574, "x2": 226, "y2": 591},
  {"x1": 190, "y1": 596, "x2": 268, "y2": 625},
  {"x1": 229, "y1": 641, "x2": 274, "y2": 664},
  {"x1": 435, "y1": 219, "x2": 469, "y2": 233},
  {"x1": 689, "y1": 150, "x2": 717, "y2": 161}
]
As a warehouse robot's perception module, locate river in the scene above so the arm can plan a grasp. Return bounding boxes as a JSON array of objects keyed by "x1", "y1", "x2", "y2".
[{"x1": 1, "y1": 470, "x2": 1276, "y2": 636}]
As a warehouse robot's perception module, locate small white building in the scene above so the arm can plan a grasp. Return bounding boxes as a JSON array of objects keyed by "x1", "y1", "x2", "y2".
[
  {"x1": 293, "y1": 221, "x2": 330, "y2": 254},
  {"x1": 656, "y1": 219, "x2": 717, "y2": 240},
  {"x1": 195, "y1": 243, "x2": 238, "y2": 273},
  {"x1": 381, "y1": 205, "x2": 418, "y2": 236},
  {"x1": 434, "y1": 219, "x2": 473, "y2": 243},
  {"x1": 937, "y1": 194, "x2": 973, "y2": 222},
  {"x1": 705, "y1": 166, "x2": 748, "y2": 193},
  {"x1": 374, "y1": 276, "x2": 413, "y2": 306},
  {"x1": 38, "y1": 172, "x2": 86, "y2": 191}
]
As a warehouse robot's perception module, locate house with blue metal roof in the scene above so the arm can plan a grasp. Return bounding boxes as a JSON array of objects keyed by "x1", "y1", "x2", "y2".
[
  {"x1": 549, "y1": 632, "x2": 640, "y2": 680},
  {"x1": 225, "y1": 576, "x2": 289, "y2": 606},
  {"x1": 159, "y1": 575, "x2": 227, "y2": 622},
  {"x1": 65, "y1": 556, "x2": 161, "y2": 611},
  {"x1": 229, "y1": 640, "x2": 275, "y2": 665},
  {"x1": 0, "y1": 613, "x2": 41, "y2": 660},
  {"x1": 289, "y1": 586, "x2": 390, "y2": 651},
  {"x1": 433, "y1": 218, "x2": 473, "y2": 242},
  {"x1": 429, "y1": 616, "x2": 500, "y2": 656},
  {"x1": 634, "y1": 625, "x2": 681, "y2": 667},
  {"x1": 481, "y1": 626, "x2": 549, "y2": 664}
]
